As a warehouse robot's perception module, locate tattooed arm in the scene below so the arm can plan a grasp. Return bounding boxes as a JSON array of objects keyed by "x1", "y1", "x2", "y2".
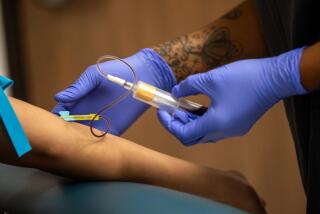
[{"x1": 153, "y1": 0, "x2": 268, "y2": 82}]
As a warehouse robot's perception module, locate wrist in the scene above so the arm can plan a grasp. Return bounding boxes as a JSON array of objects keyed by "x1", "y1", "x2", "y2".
[{"x1": 300, "y1": 42, "x2": 320, "y2": 91}]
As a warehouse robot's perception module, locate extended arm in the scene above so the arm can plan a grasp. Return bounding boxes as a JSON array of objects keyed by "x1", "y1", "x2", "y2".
[
  {"x1": 0, "y1": 97, "x2": 265, "y2": 213},
  {"x1": 153, "y1": 0, "x2": 268, "y2": 82}
]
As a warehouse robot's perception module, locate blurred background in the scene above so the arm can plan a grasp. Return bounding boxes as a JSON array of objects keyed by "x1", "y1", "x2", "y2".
[{"x1": 0, "y1": 0, "x2": 306, "y2": 213}]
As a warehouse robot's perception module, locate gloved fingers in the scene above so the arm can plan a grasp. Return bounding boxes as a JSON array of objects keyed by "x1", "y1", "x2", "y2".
[
  {"x1": 173, "y1": 109, "x2": 198, "y2": 123},
  {"x1": 185, "y1": 129, "x2": 223, "y2": 145},
  {"x1": 196, "y1": 133, "x2": 220, "y2": 144},
  {"x1": 54, "y1": 68, "x2": 100, "y2": 103},
  {"x1": 172, "y1": 74, "x2": 205, "y2": 98},
  {"x1": 174, "y1": 109, "x2": 222, "y2": 145},
  {"x1": 157, "y1": 109, "x2": 208, "y2": 146},
  {"x1": 158, "y1": 109, "x2": 197, "y2": 128},
  {"x1": 157, "y1": 109, "x2": 178, "y2": 130},
  {"x1": 172, "y1": 129, "x2": 221, "y2": 145},
  {"x1": 178, "y1": 117, "x2": 209, "y2": 145},
  {"x1": 51, "y1": 102, "x2": 70, "y2": 115}
]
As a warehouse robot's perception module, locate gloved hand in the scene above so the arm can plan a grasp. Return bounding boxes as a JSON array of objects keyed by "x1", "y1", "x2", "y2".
[
  {"x1": 52, "y1": 48, "x2": 176, "y2": 135},
  {"x1": 158, "y1": 48, "x2": 308, "y2": 146}
]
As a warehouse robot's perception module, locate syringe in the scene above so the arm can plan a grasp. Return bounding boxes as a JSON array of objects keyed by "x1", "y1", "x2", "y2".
[{"x1": 107, "y1": 74, "x2": 208, "y2": 116}]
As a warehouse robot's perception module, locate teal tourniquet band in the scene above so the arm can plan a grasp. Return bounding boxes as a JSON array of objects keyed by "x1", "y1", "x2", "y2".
[{"x1": 0, "y1": 75, "x2": 31, "y2": 157}]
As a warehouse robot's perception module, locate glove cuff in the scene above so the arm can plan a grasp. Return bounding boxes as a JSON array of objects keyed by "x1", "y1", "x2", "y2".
[
  {"x1": 287, "y1": 47, "x2": 308, "y2": 95},
  {"x1": 273, "y1": 47, "x2": 308, "y2": 99},
  {"x1": 137, "y1": 48, "x2": 177, "y2": 91}
]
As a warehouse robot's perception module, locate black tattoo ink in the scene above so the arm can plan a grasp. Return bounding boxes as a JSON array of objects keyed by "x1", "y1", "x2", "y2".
[
  {"x1": 154, "y1": 26, "x2": 243, "y2": 82},
  {"x1": 155, "y1": 35, "x2": 203, "y2": 81},
  {"x1": 201, "y1": 27, "x2": 243, "y2": 69}
]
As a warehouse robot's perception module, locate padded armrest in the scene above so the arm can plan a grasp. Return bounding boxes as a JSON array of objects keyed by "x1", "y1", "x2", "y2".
[{"x1": 0, "y1": 164, "x2": 246, "y2": 214}]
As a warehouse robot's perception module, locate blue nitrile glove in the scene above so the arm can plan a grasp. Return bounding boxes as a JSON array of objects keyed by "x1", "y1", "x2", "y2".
[
  {"x1": 52, "y1": 48, "x2": 176, "y2": 135},
  {"x1": 158, "y1": 48, "x2": 308, "y2": 146}
]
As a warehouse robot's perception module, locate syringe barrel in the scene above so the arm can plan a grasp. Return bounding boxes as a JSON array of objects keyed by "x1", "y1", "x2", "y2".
[
  {"x1": 132, "y1": 81, "x2": 179, "y2": 114},
  {"x1": 132, "y1": 81, "x2": 208, "y2": 115}
]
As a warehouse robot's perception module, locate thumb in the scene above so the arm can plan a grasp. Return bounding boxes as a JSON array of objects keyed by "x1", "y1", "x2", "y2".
[
  {"x1": 158, "y1": 109, "x2": 209, "y2": 146},
  {"x1": 55, "y1": 68, "x2": 100, "y2": 103},
  {"x1": 172, "y1": 74, "x2": 206, "y2": 98}
]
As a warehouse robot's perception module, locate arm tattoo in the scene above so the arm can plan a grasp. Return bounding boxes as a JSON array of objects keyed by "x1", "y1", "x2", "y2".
[
  {"x1": 154, "y1": 35, "x2": 202, "y2": 82},
  {"x1": 153, "y1": 5, "x2": 245, "y2": 82},
  {"x1": 154, "y1": 26, "x2": 243, "y2": 82},
  {"x1": 201, "y1": 27, "x2": 243, "y2": 69}
]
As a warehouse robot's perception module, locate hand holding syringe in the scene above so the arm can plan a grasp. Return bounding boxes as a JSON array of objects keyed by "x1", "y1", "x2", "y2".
[
  {"x1": 106, "y1": 74, "x2": 208, "y2": 116},
  {"x1": 60, "y1": 55, "x2": 207, "y2": 138}
]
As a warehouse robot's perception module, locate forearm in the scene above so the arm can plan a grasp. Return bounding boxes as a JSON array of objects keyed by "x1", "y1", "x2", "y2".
[
  {"x1": 153, "y1": 0, "x2": 268, "y2": 82},
  {"x1": 300, "y1": 42, "x2": 320, "y2": 91},
  {"x1": 0, "y1": 97, "x2": 264, "y2": 213},
  {"x1": 0, "y1": 97, "x2": 123, "y2": 178},
  {"x1": 123, "y1": 149, "x2": 264, "y2": 213}
]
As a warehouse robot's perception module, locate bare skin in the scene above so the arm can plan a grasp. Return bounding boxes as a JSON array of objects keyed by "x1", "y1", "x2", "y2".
[
  {"x1": 0, "y1": 97, "x2": 265, "y2": 213},
  {"x1": 300, "y1": 42, "x2": 320, "y2": 91}
]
